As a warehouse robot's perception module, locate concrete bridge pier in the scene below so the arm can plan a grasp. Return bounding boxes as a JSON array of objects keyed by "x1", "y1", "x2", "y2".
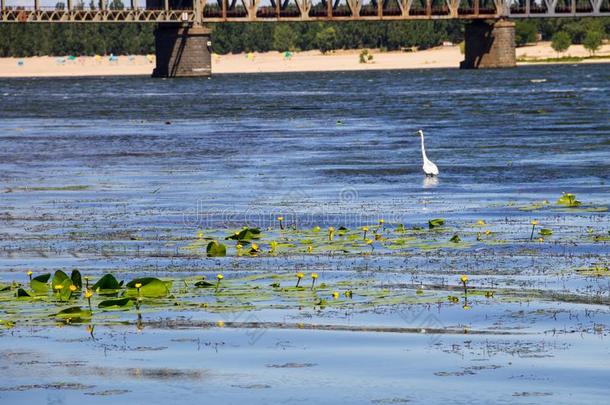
[
  {"x1": 152, "y1": 24, "x2": 212, "y2": 78},
  {"x1": 460, "y1": 20, "x2": 516, "y2": 69}
]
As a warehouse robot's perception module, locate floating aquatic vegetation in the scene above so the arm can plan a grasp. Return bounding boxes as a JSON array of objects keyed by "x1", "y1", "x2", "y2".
[
  {"x1": 539, "y1": 228, "x2": 553, "y2": 236},
  {"x1": 98, "y1": 297, "x2": 134, "y2": 310},
  {"x1": 557, "y1": 193, "x2": 581, "y2": 207},
  {"x1": 92, "y1": 274, "x2": 122, "y2": 294},
  {"x1": 31, "y1": 273, "x2": 51, "y2": 294},
  {"x1": 575, "y1": 265, "x2": 610, "y2": 277},
  {"x1": 16, "y1": 288, "x2": 32, "y2": 298},
  {"x1": 53, "y1": 306, "x2": 92, "y2": 323},
  {"x1": 194, "y1": 277, "x2": 215, "y2": 288},
  {"x1": 428, "y1": 218, "x2": 445, "y2": 229},
  {"x1": 206, "y1": 240, "x2": 226, "y2": 257},
  {"x1": 125, "y1": 278, "x2": 170, "y2": 298},
  {"x1": 226, "y1": 227, "x2": 261, "y2": 242},
  {"x1": 249, "y1": 243, "x2": 260, "y2": 256}
]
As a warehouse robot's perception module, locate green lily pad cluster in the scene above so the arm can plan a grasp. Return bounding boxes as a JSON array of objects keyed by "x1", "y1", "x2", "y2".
[
  {"x1": 0, "y1": 270, "x2": 504, "y2": 328},
  {"x1": 1, "y1": 271, "x2": 175, "y2": 323}
]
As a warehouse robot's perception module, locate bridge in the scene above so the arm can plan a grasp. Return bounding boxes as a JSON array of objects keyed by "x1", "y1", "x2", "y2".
[{"x1": 2, "y1": 0, "x2": 609, "y2": 76}]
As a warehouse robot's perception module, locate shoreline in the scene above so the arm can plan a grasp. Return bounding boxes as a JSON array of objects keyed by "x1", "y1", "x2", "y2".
[{"x1": 1, "y1": 42, "x2": 609, "y2": 78}]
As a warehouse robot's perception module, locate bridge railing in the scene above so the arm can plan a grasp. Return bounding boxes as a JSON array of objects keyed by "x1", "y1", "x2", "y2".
[{"x1": 1, "y1": 0, "x2": 609, "y2": 21}]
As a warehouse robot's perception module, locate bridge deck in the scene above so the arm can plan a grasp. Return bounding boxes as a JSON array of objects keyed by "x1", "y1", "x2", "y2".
[{"x1": 1, "y1": 0, "x2": 609, "y2": 22}]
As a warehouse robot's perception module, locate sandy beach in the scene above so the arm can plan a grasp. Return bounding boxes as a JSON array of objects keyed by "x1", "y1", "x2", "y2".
[{"x1": 1, "y1": 42, "x2": 609, "y2": 77}]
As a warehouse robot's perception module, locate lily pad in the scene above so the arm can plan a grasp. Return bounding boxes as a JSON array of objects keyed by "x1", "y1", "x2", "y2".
[
  {"x1": 52, "y1": 270, "x2": 69, "y2": 289},
  {"x1": 57, "y1": 279, "x2": 74, "y2": 301},
  {"x1": 31, "y1": 273, "x2": 51, "y2": 294},
  {"x1": 125, "y1": 278, "x2": 170, "y2": 297},
  {"x1": 226, "y1": 227, "x2": 261, "y2": 241},
  {"x1": 16, "y1": 288, "x2": 33, "y2": 298},
  {"x1": 98, "y1": 297, "x2": 134, "y2": 310},
  {"x1": 92, "y1": 274, "x2": 122, "y2": 294},
  {"x1": 539, "y1": 228, "x2": 553, "y2": 236},
  {"x1": 428, "y1": 218, "x2": 445, "y2": 229},
  {"x1": 194, "y1": 280, "x2": 215, "y2": 288},
  {"x1": 53, "y1": 306, "x2": 92, "y2": 322},
  {"x1": 70, "y1": 269, "x2": 82, "y2": 289},
  {"x1": 206, "y1": 241, "x2": 227, "y2": 257},
  {"x1": 449, "y1": 234, "x2": 461, "y2": 243}
]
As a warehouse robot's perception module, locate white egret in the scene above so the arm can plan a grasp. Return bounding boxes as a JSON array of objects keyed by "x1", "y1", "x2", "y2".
[{"x1": 417, "y1": 130, "x2": 439, "y2": 176}]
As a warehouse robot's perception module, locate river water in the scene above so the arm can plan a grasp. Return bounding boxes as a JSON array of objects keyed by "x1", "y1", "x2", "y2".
[{"x1": 0, "y1": 64, "x2": 609, "y2": 404}]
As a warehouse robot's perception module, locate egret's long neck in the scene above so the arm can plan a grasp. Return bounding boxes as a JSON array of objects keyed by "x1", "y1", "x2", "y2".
[{"x1": 420, "y1": 134, "x2": 428, "y2": 161}]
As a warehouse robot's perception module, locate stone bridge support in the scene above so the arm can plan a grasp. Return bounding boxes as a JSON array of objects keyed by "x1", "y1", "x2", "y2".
[
  {"x1": 152, "y1": 23, "x2": 212, "y2": 78},
  {"x1": 460, "y1": 20, "x2": 516, "y2": 69}
]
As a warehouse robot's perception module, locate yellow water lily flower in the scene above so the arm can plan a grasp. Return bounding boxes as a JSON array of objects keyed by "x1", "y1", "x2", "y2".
[
  {"x1": 362, "y1": 226, "x2": 369, "y2": 232},
  {"x1": 69, "y1": 284, "x2": 77, "y2": 292},
  {"x1": 485, "y1": 230, "x2": 491, "y2": 235},
  {"x1": 27, "y1": 270, "x2": 33, "y2": 276},
  {"x1": 135, "y1": 283, "x2": 142, "y2": 289},
  {"x1": 84, "y1": 289, "x2": 93, "y2": 298},
  {"x1": 295, "y1": 272, "x2": 304, "y2": 287},
  {"x1": 216, "y1": 320, "x2": 225, "y2": 327},
  {"x1": 476, "y1": 219, "x2": 486, "y2": 226},
  {"x1": 365, "y1": 239, "x2": 373, "y2": 245},
  {"x1": 311, "y1": 273, "x2": 318, "y2": 279},
  {"x1": 217, "y1": 274, "x2": 224, "y2": 280},
  {"x1": 460, "y1": 275, "x2": 468, "y2": 284},
  {"x1": 530, "y1": 220, "x2": 539, "y2": 240},
  {"x1": 332, "y1": 291, "x2": 339, "y2": 299},
  {"x1": 378, "y1": 219, "x2": 384, "y2": 225},
  {"x1": 307, "y1": 245, "x2": 313, "y2": 254},
  {"x1": 54, "y1": 284, "x2": 64, "y2": 290},
  {"x1": 277, "y1": 216, "x2": 283, "y2": 221}
]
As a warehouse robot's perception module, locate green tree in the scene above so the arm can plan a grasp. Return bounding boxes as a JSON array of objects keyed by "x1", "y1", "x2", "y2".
[
  {"x1": 272, "y1": 24, "x2": 299, "y2": 51},
  {"x1": 551, "y1": 31, "x2": 571, "y2": 55},
  {"x1": 109, "y1": 0, "x2": 124, "y2": 9},
  {"x1": 515, "y1": 21, "x2": 537, "y2": 46},
  {"x1": 315, "y1": 26, "x2": 338, "y2": 54},
  {"x1": 582, "y1": 29, "x2": 603, "y2": 55}
]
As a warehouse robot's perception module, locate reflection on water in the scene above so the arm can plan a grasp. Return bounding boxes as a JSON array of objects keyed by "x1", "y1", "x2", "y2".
[{"x1": 422, "y1": 175, "x2": 439, "y2": 188}]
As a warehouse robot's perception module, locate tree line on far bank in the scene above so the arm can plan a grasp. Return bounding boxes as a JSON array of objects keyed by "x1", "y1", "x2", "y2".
[{"x1": 0, "y1": 17, "x2": 608, "y2": 57}]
